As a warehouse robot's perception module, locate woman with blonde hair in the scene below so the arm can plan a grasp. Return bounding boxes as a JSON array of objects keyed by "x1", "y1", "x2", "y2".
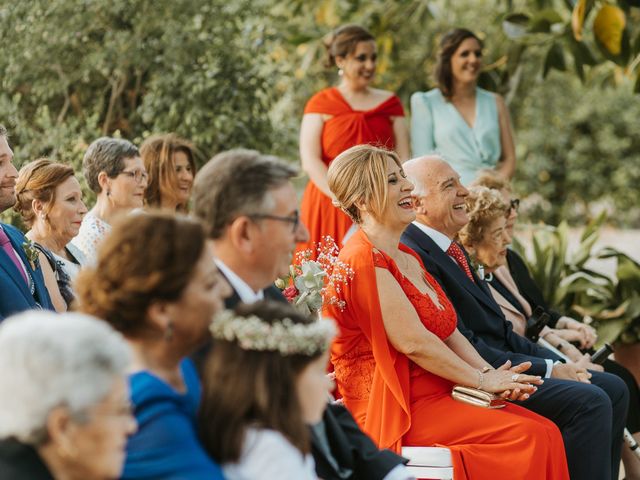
[
  {"x1": 140, "y1": 133, "x2": 197, "y2": 212},
  {"x1": 324, "y1": 144, "x2": 569, "y2": 479},
  {"x1": 14, "y1": 159, "x2": 88, "y2": 311}
]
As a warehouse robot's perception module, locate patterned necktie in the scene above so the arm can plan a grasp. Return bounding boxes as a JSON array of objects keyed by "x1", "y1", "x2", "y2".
[
  {"x1": 0, "y1": 228, "x2": 28, "y2": 285},
  {"x1": 446, "y1": 241, "x2": 475, "y2": 283}
]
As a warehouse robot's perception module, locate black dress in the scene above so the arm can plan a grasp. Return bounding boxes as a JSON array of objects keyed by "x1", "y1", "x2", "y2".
[{"x1": 0, "y1": 439, "x2": 53, "y2": 480}]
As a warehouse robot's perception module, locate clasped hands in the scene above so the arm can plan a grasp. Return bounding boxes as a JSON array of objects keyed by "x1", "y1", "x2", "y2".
[{"x1": 480, "y1": 360, "x2": 543, "y2": 401}]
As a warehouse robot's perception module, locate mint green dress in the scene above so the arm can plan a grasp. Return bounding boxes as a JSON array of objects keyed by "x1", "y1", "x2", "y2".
[{"x1": 410, "y1": 87, "x2": 501, "y2": 185}]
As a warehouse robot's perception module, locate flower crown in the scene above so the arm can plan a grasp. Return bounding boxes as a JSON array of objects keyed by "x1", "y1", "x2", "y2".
[{"x1": 209, "y1": 309, "x2": 336, "y2": 356}]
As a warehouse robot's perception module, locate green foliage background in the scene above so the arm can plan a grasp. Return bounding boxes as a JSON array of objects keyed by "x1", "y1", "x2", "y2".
[{"x1": 1, "y1": 0, "x2": 639, "y2": 226}]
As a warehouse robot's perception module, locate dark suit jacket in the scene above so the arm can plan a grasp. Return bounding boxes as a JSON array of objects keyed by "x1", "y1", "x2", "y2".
[
  {"x1": 312, "y1": 404, "x2": 406, "y2": 480},
  {"x1": 0, "y1": 224, "x2": 54, "y2": 322},
  {"x1": 506, "y1": 249, "x2": 562, "y2": 327},
  {"x1": 0, "y1": 439, "x2": 53, "y2": 480},
  {"x1": 218, "y1": 275, "x2": 406, "y2": 480},
  {"x1": 401, "y1": 224, "x2": 561, "y2": 376}
]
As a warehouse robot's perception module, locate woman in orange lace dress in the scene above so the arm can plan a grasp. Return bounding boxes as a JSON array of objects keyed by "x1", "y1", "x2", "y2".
[
  {"x1": 324, "y1": 145, "x2": 569, "y2": 480},
  {"x1": 297, "y1": 25, "x2": 409, "y2": 255}
]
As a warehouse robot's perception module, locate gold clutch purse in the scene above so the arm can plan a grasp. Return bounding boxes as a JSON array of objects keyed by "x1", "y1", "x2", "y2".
[{"x1": 451, "y1": 385, "x2": 506, "y2": 409}]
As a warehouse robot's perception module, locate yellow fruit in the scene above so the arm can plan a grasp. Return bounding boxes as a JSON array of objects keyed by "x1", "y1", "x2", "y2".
[
  {"x1": 572, "y1": 0, "x2": 587, "y2": 41},
  {"x1": 593, "y1": 5, "x2": 626, "y2": 56}
]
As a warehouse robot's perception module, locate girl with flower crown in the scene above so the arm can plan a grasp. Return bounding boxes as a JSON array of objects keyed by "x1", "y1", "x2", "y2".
[{"x1": 199, "y1": 301, "x2": 336, "y2": 480}]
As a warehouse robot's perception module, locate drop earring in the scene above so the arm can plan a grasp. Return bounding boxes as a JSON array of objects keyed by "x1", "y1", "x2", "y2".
[
  {"x1": 338, "y1": 68, "x2": 344, "y2": 76},
  {"x1": 164, "y1": 321, "x2": 174, "y2": 341}
]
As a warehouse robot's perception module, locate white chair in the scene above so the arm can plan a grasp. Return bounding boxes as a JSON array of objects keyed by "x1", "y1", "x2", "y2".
[{"x1": 401, "y1": 446, "x2": 454, "y2": 480}]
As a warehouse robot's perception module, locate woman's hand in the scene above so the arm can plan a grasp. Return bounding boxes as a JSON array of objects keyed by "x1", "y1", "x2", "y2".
[
  {"x1": 556, "y1": 316, "x2": 597, "y2": 349},
  {"x1": 479, "y1": 360, "x2": 542, "y2": 399}
]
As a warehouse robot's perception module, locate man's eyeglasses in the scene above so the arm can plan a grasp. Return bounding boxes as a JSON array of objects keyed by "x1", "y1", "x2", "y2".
[
  {"x1": 119, "y1": 170, "x2": 148, "y2": 184},
  {"x1": 509, "y1": 198, "x2": 520, "y2": 212},
  {"x1": 249, "y1": 210, "x2": 300, "y2": 233}
]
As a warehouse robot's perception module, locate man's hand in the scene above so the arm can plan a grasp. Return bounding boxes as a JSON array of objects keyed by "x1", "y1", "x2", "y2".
[{"x1": 551, "y1": 362, "x2": 592, "y2": 383}]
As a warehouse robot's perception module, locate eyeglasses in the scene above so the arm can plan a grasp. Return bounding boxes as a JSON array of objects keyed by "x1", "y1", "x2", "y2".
[
  {"x1": 119, "y1": 170, "x2": 148, "y2": 184},
  {"x1": 509, "y1": 198, "x2": 520, "y2": 212},
  {"x1": 249, "y1": 210, "x2": 300, "y2": 233}
]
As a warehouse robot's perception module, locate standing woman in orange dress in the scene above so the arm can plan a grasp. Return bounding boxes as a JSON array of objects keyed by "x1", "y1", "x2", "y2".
[{"x1": 298, "y1": 25, "x2": 409, "y2": 254}]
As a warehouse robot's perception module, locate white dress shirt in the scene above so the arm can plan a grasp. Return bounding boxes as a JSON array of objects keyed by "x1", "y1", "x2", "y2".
[
  {"x1": 214, "y1": 259, "x2": 264, "y2": 304},
  {"x1": 411, "y1": 221, "x2": 554, "y2": 378}
]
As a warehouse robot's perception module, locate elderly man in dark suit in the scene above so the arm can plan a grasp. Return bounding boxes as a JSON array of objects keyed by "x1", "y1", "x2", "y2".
[
  {"x1": 401, "y1": 155, "x2": 628, "y2": 480},
  {"x1": 0, "y1": 125, "x2": 53, "y2": 321},
  {"x1": 192, "y1": 148, "x2": 409, "y2": 480}
]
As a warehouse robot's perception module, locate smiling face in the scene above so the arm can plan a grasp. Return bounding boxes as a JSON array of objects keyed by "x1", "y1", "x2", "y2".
[
  {"x1": 0, "y1": 136, "x2": 17, "y2": 212},
  {"x1": 473, "y1": 215, "x2": 510, "y2": 271},
  {"x1": 412, "y1": 159, "x2": 470, "y2": 239},
  {"x1": 336, "y1": 40, "x2": 377, "y2": 90},
  {"x1": 173, "y1": 150, "x2": 194, "y2": 206},
  {"x1": 379, "y1": 156, "x2": 415, "y2": 227},
  {"x1": 42, "y1": 176, "x2": 88, "y2": 243},
  {"x1": 450, "y1": 37, "x2": 482, "y2": 85}
]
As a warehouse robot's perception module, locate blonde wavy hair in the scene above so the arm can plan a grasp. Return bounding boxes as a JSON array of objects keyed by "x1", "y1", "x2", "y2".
[{"x1": 327, "y1": 144, "x2": 401, "y2": 224}]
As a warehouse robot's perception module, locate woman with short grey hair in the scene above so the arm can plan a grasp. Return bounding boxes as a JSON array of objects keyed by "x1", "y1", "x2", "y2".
[
  {"x1": 70, "y1": 137, "x2": 148, "y2": 263},
  {"x1": 0, "y1": 311, "x2": 136, "y2": 479}
]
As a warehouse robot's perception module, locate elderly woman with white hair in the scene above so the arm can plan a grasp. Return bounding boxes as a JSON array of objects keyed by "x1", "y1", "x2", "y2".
[{"x1": 0, "y1": 311, "x2": 137, "y2": 480}]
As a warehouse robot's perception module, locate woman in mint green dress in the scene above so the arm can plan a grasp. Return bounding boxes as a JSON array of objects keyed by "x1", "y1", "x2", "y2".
[{"x1": 411, "y1": 28, "x2": 516, "y2": 185}]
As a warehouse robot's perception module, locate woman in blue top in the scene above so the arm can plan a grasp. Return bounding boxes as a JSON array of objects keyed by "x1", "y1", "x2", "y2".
[
  {"x1": 76, "y1": 211, "x2": 231, "y2": 480},
  {"x1": 411, "y1": 28, "x2": 516, "y2": 185}
]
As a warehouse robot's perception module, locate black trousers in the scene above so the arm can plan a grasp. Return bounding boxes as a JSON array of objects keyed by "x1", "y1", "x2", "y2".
[{"x1": 520, "y1": 370, "x2": 629, "y2": 480}]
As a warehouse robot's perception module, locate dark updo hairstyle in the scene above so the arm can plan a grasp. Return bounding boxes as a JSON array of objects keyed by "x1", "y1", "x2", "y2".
[
  {"x1": 76, "y1": 211, "x2": 206, "y2": 337},
  {"x1": 14, "y1": 159, "x2": 75, "y2": 228},
  {"x1": 199, "y1": 301, "x2": 321, "y2": 464},
  {"x1": 435, "y1": 28, "x2": 483, "y2": 99},
  {"x1": 323, "y1": 24, "x2": 375, "y2": 67}
]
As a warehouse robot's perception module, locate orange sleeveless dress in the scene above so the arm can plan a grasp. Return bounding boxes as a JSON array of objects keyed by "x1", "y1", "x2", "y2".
[
  {"x1": 325, "y1": 230, "x2": 569, "y2": 480},
  {"x1": 297, "y1": 88, "x2": 404, "y2": 256}
]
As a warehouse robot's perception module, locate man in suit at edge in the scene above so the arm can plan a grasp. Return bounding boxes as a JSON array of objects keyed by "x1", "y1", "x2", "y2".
[
  {"x1": 401, "y1": 155, "x2": 628, "y2": 480},
  {"x1": 0, "y1": 125, "x2": 53, "y2": 321},
  {"x1": 192, "y1": 149, "x2": 410, "y2": 480}
]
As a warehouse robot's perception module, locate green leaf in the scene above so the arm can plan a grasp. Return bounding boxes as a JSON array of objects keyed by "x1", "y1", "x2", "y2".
[
  {"x1": 596, "y1": 318, "x2": 629, "y2": 345},
  {"x1": 543, "y1": 42, "x2": 566, "y2": 78},
  {"x1": 530, "y1": 8, "x2": 564, "y2": 34},
  {"x1": 502, "y1": 13, "x2": 531, "y2": 39}
]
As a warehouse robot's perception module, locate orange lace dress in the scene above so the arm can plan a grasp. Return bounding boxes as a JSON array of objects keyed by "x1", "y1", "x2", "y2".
[
  {"x1": 325, "y1": 230, "x2": 569, "y2": 480},
  {"x1": 296, "y1": 88, "x2": 404, "y2": 256}
]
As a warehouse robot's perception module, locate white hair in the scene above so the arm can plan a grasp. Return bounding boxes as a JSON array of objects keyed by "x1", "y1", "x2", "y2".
[
  {"x1": 0, "y1": 311, "x2": 131, "y2": 444},
  {"x1": 404, "y1": 154, "x2": 448, "y2": 198}
]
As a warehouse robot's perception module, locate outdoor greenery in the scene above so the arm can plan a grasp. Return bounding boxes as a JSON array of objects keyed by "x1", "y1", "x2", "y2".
[
  {"x1": 513, "y1": 215, "x2": 640, "y2": 345},
  {"x1": 1, "y1": 0, "x2": 638, "y2": 340},
  {"x1": 2, "y1": 0, "x2": 639, "y2": 226}
]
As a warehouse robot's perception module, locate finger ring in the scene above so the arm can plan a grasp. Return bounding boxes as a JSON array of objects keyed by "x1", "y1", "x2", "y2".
[{"x1": 511, "y1": 374, "x2": 519, "y2": 382}]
